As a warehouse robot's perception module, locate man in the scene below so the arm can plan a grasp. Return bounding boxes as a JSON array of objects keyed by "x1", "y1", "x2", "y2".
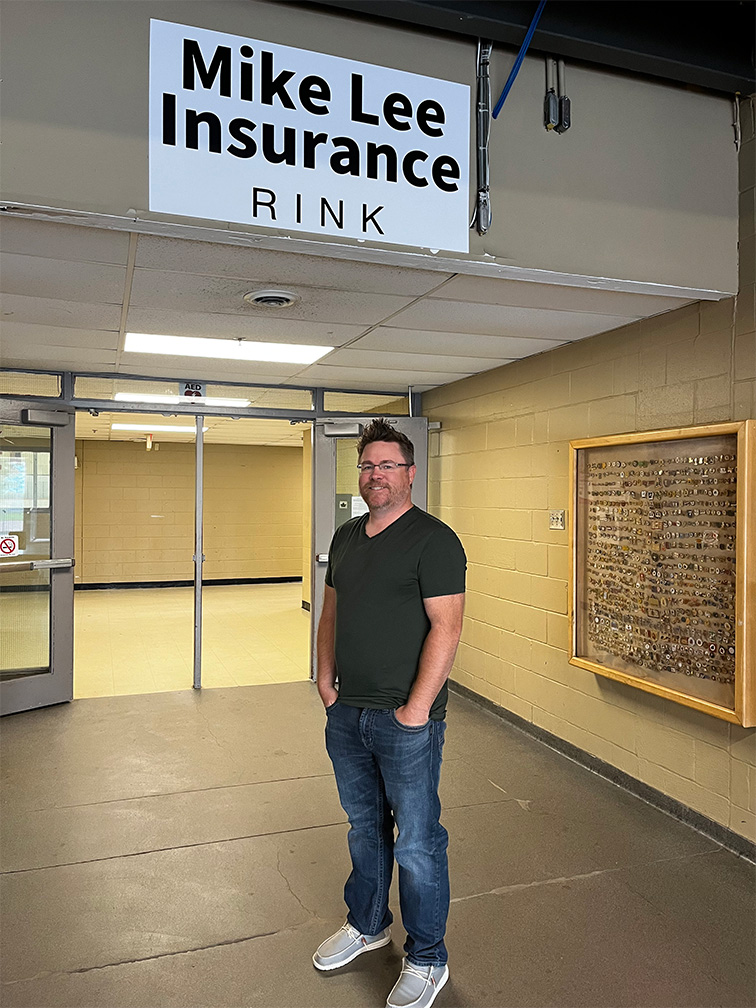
[{"x1": 313, "y1": 418, "x2": 466, "y2": 1008}]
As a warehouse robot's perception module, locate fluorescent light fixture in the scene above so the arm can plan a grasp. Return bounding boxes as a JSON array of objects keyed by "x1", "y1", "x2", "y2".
[
  {"x1": 113, "y1": 392, "x2": 251, "y2": 407},
  {"x1": 124, "y1": 332, "x2": 332, "y2": 364},
  {"x1": 111, "y1": 423, "x2": 208, "y2": 433}
]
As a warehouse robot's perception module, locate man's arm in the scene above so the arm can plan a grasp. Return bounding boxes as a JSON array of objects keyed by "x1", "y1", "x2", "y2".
[
  {"x1": 396, "y1": 592, "x2": 465, "y2": 726},
  {"x1": 316, "y1": 584, "x2": 339, "y2": 708}
]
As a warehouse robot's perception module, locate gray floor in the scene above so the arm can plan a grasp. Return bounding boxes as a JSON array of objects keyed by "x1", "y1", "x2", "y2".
[{"x1": 1, "y1": 683, "x2": 754, "y2": 1008}]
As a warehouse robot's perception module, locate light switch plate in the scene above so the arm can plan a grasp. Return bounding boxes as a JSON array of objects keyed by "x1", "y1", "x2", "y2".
[{"x1": 549, "y1": 510, "x2": 566, "y2": 530}]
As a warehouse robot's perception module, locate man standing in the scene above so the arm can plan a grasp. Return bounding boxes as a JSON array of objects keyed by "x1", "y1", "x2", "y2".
[{"x1": 313, "y1": 418, "x2": 466, "y2": 1008}]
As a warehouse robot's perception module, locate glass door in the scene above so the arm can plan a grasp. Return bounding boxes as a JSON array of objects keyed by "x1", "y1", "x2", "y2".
[
  {"x1": 309, "y1": 417, "x2": 428, "y2": 678},
  {"x1": 72, "y1": 409, "x2": 197, "y2": 699},
  {"x1": 0, "y1": 400, "x2": 75, "y2": 714}
]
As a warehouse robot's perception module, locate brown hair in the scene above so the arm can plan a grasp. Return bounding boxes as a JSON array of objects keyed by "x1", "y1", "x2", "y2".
[{"x1": 356, "y1": 418, "x2": 415, "y2": 465}]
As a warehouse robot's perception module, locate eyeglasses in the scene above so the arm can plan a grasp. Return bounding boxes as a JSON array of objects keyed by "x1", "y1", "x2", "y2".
[{"x1": 356, "y1": 461, "x2": 411, "y2": 474}]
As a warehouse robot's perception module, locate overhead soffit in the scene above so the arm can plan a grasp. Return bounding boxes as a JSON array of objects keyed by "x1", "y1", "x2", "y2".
[{"x1": 1, "y1": 217, "x2": 702, "y2": 394}]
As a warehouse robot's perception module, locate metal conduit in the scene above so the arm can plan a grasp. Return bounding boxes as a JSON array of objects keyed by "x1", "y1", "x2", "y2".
[{"x1": 473, "y1": 39, "x2": 493, "y2": 235}]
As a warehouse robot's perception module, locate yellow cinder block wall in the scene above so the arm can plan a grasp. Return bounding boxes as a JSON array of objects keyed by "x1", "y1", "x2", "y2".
[
  {"x1": 423, "y1": 98, "x2": 756, "y2": 842},
  {"x1": 74, "y1": 441, "x2": 303, "y2": 584},
  {"x1": 336, "y1": 438, "x2": 361, "y2": 495},
  {"x1": 203, "y1": 443, "x2": 303, "y2": 579}
]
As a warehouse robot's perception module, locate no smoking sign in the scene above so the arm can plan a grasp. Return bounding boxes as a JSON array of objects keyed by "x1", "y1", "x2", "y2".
[{"x1": 0, "y1": 535, "x2": 20, "y2": 556}]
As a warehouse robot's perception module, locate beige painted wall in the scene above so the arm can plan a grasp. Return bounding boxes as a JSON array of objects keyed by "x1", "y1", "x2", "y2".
[
  {"x1": 74, "y1": 440, "x2": 303, "y2": 583},
  {"x1": 423, "y1": 100, "x2": 756, "y2": 841}
]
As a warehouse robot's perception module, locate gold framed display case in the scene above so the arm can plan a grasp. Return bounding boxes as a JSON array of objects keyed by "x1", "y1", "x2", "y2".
[{"x1": 569, "y1": 421, "x2": 755, "y2": 726}]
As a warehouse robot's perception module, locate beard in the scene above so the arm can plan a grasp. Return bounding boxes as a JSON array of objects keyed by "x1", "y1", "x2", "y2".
[{"x1": 360, "y1": 481, "x2": 407, "y2": 512}]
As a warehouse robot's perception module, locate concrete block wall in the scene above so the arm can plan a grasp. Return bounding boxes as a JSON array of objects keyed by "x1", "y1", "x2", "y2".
[
  {"x1": 422, "y1": 99, "x2": 755, "y2": 842},
  {"x1": 74, "y1": 440, "x2": 303, "y2": 583},
  {"x1": 336, "y1": 439, "x2": 361, "y2": 495},
  {"x1": 203, "y1": 443, "x2": 303, "y2": 580},
  {"x1": 74, "y1": 441, "x2": 194, "y2": 583}
]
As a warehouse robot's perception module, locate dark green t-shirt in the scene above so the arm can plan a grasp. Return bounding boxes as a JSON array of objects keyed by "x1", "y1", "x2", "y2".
[{"x1": 325, "y1": 506, "x2": 466, "y2": 720}]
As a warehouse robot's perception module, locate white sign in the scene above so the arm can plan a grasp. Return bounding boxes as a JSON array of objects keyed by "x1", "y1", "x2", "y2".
[
  {"x1": 351, "y1": 496, "x2": 369, "y2": 518},
  {"x1": 149, "y1": 20, "x2": 470, "y2": 252},
  {"x1": 0, "y1": 535, "x2": 20, "y2": 557},
  {"x1": 182, "y1": 381, "x2": 206, "y2": 398}
]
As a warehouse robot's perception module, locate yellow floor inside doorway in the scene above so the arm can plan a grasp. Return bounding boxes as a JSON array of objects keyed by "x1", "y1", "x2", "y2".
[{"x1": 74, "y1": 583, "x2": 310, "y2": 699}]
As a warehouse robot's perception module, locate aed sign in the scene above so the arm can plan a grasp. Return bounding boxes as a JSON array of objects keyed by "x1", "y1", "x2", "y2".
[
  {"x1": 181, "y1": 381, "x2": 206, "y2": 397},
  {"x1": 149, "y1": 20, "x2": 470, "y2": 252}
]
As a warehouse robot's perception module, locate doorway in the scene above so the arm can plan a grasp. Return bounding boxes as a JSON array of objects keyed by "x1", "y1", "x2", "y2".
[
  {"x1": 0, "y1": 399, "x2": 75, "y2": 715},
  {"x1": 72, "y1": 412, "x2": 311, "y2": 698},
  {"x1": 1, "y1": 394, "x2": 427, "y2": 713}
]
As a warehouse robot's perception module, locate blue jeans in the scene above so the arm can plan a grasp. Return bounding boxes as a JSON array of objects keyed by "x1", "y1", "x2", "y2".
[{"x1": 324, "y1": 703, "x2": 449, "y2": 967}]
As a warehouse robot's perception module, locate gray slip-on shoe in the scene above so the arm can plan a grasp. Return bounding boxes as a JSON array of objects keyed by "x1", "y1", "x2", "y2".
[
  {"x1": 386, "y1": 959, "x2": 450, "y2": 1008},
  {"x1": 312, "y1": 922, "x2": 392, "y2": 971}
]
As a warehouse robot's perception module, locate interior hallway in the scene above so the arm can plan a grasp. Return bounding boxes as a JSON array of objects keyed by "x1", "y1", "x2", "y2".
[
  {"x1": 74, "y1": 583, "x2": 310, "y2": 698},
  {"x1": 1, "y1": 682, "x2": 754, "y2": 1008}
]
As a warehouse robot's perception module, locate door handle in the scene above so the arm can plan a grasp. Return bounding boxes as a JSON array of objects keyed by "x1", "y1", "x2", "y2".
[
  {"x1": 316, "y1": 554, "x2": 329, "y2": 563},
  {"x1": 0, "y1": 558, "x2": 75, "y2": 573}
]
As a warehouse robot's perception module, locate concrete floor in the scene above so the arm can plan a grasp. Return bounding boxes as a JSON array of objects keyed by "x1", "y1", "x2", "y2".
[{"x1": 1, "y1": 682, "x2": 754, "y2": 1008}]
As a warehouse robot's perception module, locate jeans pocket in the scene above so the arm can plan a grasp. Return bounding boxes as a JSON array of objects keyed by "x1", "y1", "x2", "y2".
[
  {"x1": 390, "y1": 709, "x2": 430, "y2": 732},
  {"x1": 325, "y1": 700, "x2": 339, "y2": 713}
]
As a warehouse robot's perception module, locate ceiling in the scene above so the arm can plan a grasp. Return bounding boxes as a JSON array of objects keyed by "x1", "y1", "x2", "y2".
[
  {"x1": 308, "y1": 1, "x2": 756, "y2": 94},
  {"x1": 0, "y1": 216, "x2": 696, "y2": 396}
]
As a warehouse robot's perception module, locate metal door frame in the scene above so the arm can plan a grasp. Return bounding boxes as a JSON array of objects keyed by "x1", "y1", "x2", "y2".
[
  {"x1": 309, "y1": 416, "x2": 429, "y2": 680},
  {"x1": 0, "y1": 399, "x2": 75, "y2": 714}
]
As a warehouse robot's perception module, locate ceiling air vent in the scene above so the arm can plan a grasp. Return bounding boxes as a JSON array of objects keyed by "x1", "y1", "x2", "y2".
[{"x1": 243, "y1": 289, "x2": 300, "y2": 309}]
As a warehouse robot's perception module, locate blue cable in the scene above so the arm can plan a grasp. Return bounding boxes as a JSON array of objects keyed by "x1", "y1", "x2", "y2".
[{"x1": 492, "y1": 0, "x2": 547, "y2": 119}]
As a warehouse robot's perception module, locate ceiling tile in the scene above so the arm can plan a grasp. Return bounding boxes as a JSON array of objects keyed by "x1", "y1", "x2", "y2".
[
  {"x1": 0, "y1": 222, "x2": 700, "y2": 398},
  {"x1": 0, "y1": 293, "x2": 122, "y2": 331},
  {"x1": 128, "y1": 269, "x2": 415, "y2": 323},
  {"x1": 294, "y1": 375, "x2": 410, "y2": 392},
  {"x1": 135, "y1": 235, "x2": 452, "y2": 296},
  {"x1": 294, "y1": 364, "x2": 473, "y2": 388},
  {"x1": 114, "y1": 358, "x2": 301, "y2": 383},
  {"x1": 2, "y1": 345, "x2": 117, "y2": 367},
  {"x1": 1, "y1": 320, "x2": 120, "y2": 350},
  {"x1": 438, "y1": 274, "x2": 693, "y2": 316},
  {"x1": 0, "y1": 219, "x2": 130, "y2": 265},
  {"x1": 0, "y1": 253, "x2": 126, "y2": 304},
  {"x1": 125, "y1": 306, "x2": 360, "y2": 346},
  {"x1": 389, "y1": 299, "x2": 635, "y2": 338},
  {"x1": 322, "y1": 348, "x2": 514, "y2": 372},
  {"x1": 353, "y1": 327, "x2": 568, "y2": 358}
]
